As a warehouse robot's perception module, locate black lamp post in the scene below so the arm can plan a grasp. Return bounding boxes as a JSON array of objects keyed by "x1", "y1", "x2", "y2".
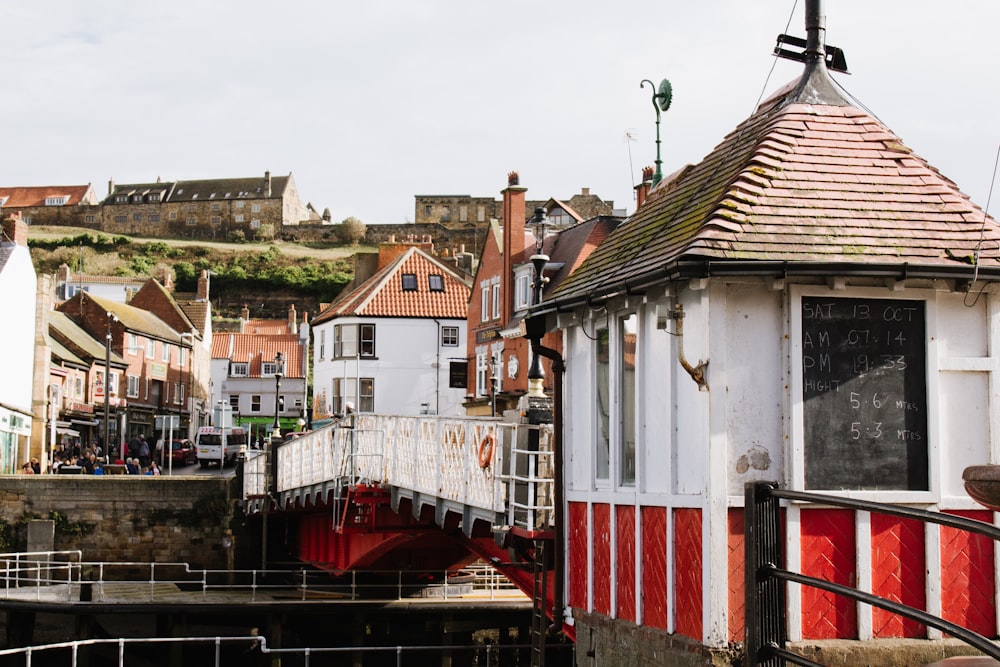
[
  {"x1": 272, "y1": 351, "x2": 284, "y2": 436},
  {"x1": 489, "y1": 356, "x2": 499, "y2": 417},
  {"x1": 103, "y1": 312, "x2": 117, "y2": 458},
  {"x1": 527, "y1": 208, "x2": 549, "y2": 397}
]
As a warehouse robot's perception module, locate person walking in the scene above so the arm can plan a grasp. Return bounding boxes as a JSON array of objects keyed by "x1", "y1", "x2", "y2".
[{"x1": 137, "y1": 435, "x2": 151, "y2": 469}]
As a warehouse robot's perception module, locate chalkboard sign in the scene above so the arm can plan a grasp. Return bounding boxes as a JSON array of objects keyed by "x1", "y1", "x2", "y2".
[{"x1": 801, "y1": 297, "x2": 927, "y2": 490}]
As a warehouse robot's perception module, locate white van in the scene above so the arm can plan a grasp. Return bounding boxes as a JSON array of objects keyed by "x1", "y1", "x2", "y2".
[{"x1": 195, "y1": 426, "x2": 249, "y2": 467}]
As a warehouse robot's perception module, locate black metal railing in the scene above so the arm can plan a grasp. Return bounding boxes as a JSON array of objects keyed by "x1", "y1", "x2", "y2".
[{"x1": 744, "y1": 481, "x2": 1000, "y2": 666}]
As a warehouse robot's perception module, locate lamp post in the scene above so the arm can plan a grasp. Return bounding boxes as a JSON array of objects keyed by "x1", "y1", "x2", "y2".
[
  {"x1": 527, "y1": 208, "x2": 549, "y2": 397},
  {"x1": 272, "y1": 351, "x2": 284, "y2": 437},
  {"x1": 103, "y1": 312, "x2": 118, "y2": 459},
  {"x1": 489, "y1": 356, "x2": 499, "y2": 417}
]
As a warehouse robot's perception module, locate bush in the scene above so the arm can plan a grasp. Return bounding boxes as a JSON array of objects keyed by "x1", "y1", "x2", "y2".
[{"x1": 337, "y1": 217, "x2": 367, "y2": 245}]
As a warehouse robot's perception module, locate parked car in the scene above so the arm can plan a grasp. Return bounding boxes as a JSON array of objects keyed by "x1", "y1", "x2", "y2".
[{"x1": 165, "y1": 439, "x2": 196, "y2": 466}]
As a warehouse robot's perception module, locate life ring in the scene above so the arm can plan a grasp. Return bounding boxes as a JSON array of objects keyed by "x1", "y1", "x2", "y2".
[{"x1": 477, "y1": 434, "x2": 496, "y2": 469}]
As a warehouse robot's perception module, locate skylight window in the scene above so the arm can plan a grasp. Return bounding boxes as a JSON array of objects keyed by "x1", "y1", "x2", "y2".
[
  {"x1": 401, "y1": 273, "x2": 418, "y2": 291},
  {"x1": 428, "y1": 274, "x2": 444, "y2": 292}
]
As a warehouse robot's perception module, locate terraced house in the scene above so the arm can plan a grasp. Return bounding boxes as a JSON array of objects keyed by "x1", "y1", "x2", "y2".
[{"x1": 101, "y1": 171, "x2": 317, "y2": 238}]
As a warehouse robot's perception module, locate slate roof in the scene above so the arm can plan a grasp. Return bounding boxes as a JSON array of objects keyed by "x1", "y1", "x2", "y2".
[
  {"x1": 313, "y1": 247, "x2": 471, "y2": 323},
  {"x1": 549, "y1": 64, "x2": 1000, "y2": 306},
  {"x1": 49, "y1": 310, "x2": 127, "y2": 366},
  {"x1": 210, "y1": 333, "x2": 304, "y2": 379},
  {"x1": 105, "y1": 174, "x2": 289, "y2": 204},
  {"x1": 82, "y1": 292, "x2": 187, "y2": 343}
]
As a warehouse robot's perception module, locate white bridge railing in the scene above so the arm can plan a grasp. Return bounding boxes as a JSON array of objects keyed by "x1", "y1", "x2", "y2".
[{"x1": 242, "y1": 414, "x2": 554, "y2": 533}]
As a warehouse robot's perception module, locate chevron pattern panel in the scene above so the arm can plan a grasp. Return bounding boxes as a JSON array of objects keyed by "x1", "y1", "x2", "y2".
[
  {"x1": 642, "y1": 506, "x2": 668, "y2": 629},
  {"x1": 800, "y1": 509, "x2": 857, "y2": 639},
  {"x1": 616, "y1": 505, "x2": 636, "y2": 622},
  {"x1": 567, "y1": 502, "x2": 589, "y2": 610},
  {"x1": 941, "y1": 510, "x2": 996, "y2": 636},
  {"x1": 674, "y1": 508, "x2": 703, "y2": 641},
  {"x1": 728, "y1": 509, "x2": 745, "y2": 642},
  {"x1": 871, "y1": 513, "x2": 926, "y2": 638},
  {"x1": 593, "y1": 503, "x2": 611, "y2": 615}
]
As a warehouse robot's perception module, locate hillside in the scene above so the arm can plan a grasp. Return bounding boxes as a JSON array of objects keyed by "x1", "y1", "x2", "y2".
[{"x1": 28, "y1": 226, "x2": 364, "y2": 320}]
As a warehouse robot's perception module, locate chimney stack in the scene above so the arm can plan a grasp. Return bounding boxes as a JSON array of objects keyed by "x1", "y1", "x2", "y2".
[
  {"x1": 2, "y1": 212, "x2": 28, "y2": 247},
  {"x1": 265, "y1": 171, "x2": 272, "y2": 198},
  {"x1": 501, "y1": 171, "x2": 528, "y2": 325},
  {"x1": 635, "y1": 166, "x2": 655, "y2": 209},
  {"x1": 288, "y1": 304, "x2": 297, "y2": 334},
  {"x1": 197, "y1": 270, "x2": 209, "y2": 301}
]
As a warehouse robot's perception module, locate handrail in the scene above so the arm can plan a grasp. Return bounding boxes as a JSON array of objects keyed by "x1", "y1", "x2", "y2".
[
  {"x1": 745, "y1": 482, "x2": 1000, "y2": 666},
  {"x1": 0, "y1": 553, "x2": 525, "y2": 605}
]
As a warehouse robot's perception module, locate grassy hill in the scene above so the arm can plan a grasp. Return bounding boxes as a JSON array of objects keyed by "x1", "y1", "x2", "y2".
[{"x1": 28, "y1": 226, "x2": 364, "y2": 319}]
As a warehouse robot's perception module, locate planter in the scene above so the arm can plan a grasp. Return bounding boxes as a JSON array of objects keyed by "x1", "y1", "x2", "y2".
[{"x1": 962, "y1": 465, "x2": 1000, "y2": 512}]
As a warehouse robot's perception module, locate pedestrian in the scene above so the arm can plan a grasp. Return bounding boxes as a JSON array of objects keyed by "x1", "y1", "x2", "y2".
[
  {"x1": 125, "y1": 457, "x2": 140, "y2": 475},
  {"x1": 30, "y1": 457, "x2": 40, "y2": 474},
  {"x1": 20, "y1": 462, "x2": 34, "y2": 475},
  {"x1": 148, "y1": 460, "x2": 161, "y2": 476},
  {"x1": 137, "y1": 435, "x2": 151, "y2": 469}
]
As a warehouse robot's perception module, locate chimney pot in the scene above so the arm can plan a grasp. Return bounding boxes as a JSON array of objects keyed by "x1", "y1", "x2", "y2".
[{"x1": 508, "y1": 171, "x2": 519, "y2": 186}]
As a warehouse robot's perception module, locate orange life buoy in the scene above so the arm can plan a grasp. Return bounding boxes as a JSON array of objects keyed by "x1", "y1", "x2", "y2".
[{"x1": 477, "y1": 433, "x2": 496, "y2": 469}]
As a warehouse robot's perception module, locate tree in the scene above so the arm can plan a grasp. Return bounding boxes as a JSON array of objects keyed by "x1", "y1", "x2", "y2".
[{"x1": 338, "y1": 217, "x2": 367, "y2": 245}]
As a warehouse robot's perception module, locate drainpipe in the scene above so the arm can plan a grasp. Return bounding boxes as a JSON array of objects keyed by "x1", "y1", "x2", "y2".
[{"x1": 530, "y1": 339, "x2": 565, "y2": 633}]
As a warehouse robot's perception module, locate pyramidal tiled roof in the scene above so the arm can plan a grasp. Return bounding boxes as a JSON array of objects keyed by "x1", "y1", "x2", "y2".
[
  {"x1": 550, "y1": 69, "x2": 1000, "y2": 305},
  {"x1": 313, "y1": 247, "x2": 471, "y2": 323}
]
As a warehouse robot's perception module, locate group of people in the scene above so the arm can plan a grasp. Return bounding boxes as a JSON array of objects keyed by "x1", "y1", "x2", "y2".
[{"x1": 20, "y1": 431, "x2": 163, "y2": 476}]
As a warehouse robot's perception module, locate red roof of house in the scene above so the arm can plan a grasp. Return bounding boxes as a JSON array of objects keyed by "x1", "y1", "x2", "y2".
[
  {"x1": 210, "y1": 333, "x2": 303, "y2": 378},
  {"x1": 313, "y1": 246, "x2": 471, "y2": 323},
  {"x1": 551, "y1": 68, "x2": 1000, "y2": 304},
  {"x1": 0, "y1": 185, "x2": 96, "y2": 207}
]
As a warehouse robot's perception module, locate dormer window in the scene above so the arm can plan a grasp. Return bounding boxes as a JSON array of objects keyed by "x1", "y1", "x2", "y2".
[
  {"x1": 146, "y1": 192, "x2": 162, "y2": 203},
  {"x1": 115, "y1": 194, "x2": 128, "y2": 203},
  {"x1": 45, "y1": 196, "x2": 69, "y2": 206},
  {"x1": 131, "y1": 194, "x2": 143, "y2": 203},
  {"x1": 231, "y1": 362, "x2": 248, "y2": 377},
  {"x1": 401, "y1": 273, "x2": 418, "y2": 291},
  {"x1": 428, "y1": 274, "x2": 444, "y2": 292}
]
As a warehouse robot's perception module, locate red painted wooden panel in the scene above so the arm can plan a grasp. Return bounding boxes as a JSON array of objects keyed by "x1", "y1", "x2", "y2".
[
  {"x1": 728, "y1": 509, "x2": 745, "y2": 642},
  {"x1": 800, "y1": 509, "x2": 857, "y2": 639},
  {"x1": 593, "y1": 503, "x2": 611, "y2": 615},
  {"x1": 674, "y1": 508, "x2": 703, "y2": 641},
  {"x1": 641, "y1": 506, "x2": 668, "y2": 629},
  {"x1": 616, "y1": 506, "x2": 636, "y2": 622},
  {"x1": 871, "y1": 514, "x2": 926, "y2": 638},
  {"x1": 568, "y1": 502, "x2": 589, "y2": 610},
  {"x1": 941, "y1": 510, "x2": 996, "y2": 637}
]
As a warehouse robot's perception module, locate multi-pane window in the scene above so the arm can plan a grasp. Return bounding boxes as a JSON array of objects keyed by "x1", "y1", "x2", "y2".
[
  {"x1": 480, "y1": 284, "x2": 489, "y2": 322},
  {"x1": 173, "y1": 382, "x2": 182, "y2": 404},
  {"x1": 319, "y1": 330, "x2": 326, "y2": 359},
  {"x1": 235, "y1": 214, "x2": 244, "y2": 223},
  {"x1": 251, "y1": 395, "x2": 261, "y2": 412},
  {"x1": 162, "y1": 343, "x2": 170, "y2": 363},
  {"x1": 595, "y1": 326, "x2": 610, "y2": 481},
  {"x1": 148, "y1": 214, "x2": 160, "y2": 222},
  {"x1": 491, "y1": 280, "x2": 501, "y2": 319},
  {"x1": 133, "y1": 213, "x2": 142, "y2": 222},
  {"x1": 334, "y1": 324, "x2": 375, "y2": 358},
  {"x1": 127, "y1": 375, "x2": 140, "y2": 399},
  {"x1": 229, "y1": 394, "x2": 239, "y2": 411},
  {"x1": 128, "y1": 334, "x2": 139, "y2": 355},
  {"x1": 619, "y1": 314, "x2": 637, "y2": 486},
  {"x1": 515, "y1": 273, "x2": 531, "y2": 310},
  {"x1": 251, "y1": 204, "x2": 261, "y2": 213},
  {"x1": 146, "y1": 339, "x2": 155, "y2": 359},
  {"x1": 179, "y1": 347, "x2": 187, "y2": 367},
  {"x1": 262, "y1": 361, "x2": 282, "y2": 376},
  {"x1": 359, "y1": 378, "x2": 375, "y2": 412},
  {"x1": 108, "y1": 372, "x2": 118, "y2": 396},
  {"x1": 45, "y1": 196, "x2": 69, "y2": 206},
  {"x1": 251, "y1": 219, "x2": 261, "y2": 228},
  {"x1": 428, "y1": 274, "x2": 444, "y2": 292},
  {"x1": 231, "y1": 363, "x2": 248, "y2": 377},
  {"x1": 441, "y1": 326, "x2": 459, "y2": 347},
  {"x1": 476, "y1": 348, "x2": 489, "y2": 397}
]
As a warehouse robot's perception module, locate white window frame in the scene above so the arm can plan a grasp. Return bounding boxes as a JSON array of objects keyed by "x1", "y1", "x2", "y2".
[
  {"x1": 480, "y1": 282, "x2": 490, "y2": 322},
  {"x1": 231, "y1": 362, "x2": 249, "y2": 377},
  {"x1": 491, "y1": 279, "x2": 501, "y2": 320},
  {"x1": 441, "y1": 326, "x2": 459, "y2": 347},
  {"x1": 146, "y1": 338, "x2": 155, "y2": 359},
  {"x1": 127, "y1": 374, "x2": 140, "y2": 399}
]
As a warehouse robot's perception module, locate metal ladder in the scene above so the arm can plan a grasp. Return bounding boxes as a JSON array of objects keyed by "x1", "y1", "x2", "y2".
[{"x1": 530, "y1": 539, "x2": 548, "y2": 666}]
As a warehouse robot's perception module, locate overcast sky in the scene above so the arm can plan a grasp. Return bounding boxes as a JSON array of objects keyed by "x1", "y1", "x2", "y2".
[{"x1": 3, "y1": 1, "x2": 998, "y2": 225}]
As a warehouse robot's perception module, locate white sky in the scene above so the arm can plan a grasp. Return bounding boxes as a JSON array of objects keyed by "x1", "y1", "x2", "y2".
[{"x1": 2, "y1": 1, "x2": 999, "y2": 225}]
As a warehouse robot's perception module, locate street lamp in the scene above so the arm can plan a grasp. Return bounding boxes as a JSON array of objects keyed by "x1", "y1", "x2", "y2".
[
  {"x1": 272, "y1": 351, "x2": 284, "y2": 437},
  {"x1": 527, "y1": 208, "x2": 549, "y2": 398},
  {"x1": 488, "y1": 356, "x2": 499, "y2": 417},
  {"x1": 103, "y1": 311, "x2": 118, "y2": 459}
]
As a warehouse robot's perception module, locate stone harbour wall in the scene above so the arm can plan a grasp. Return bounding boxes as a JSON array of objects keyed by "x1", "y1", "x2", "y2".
[{"x1": 0, "y1": 476, "x2": 236, "y2": 569}]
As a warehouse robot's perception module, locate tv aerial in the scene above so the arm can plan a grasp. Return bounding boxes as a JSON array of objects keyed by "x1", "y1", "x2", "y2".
[{"x1": 640, "y1": 78, "x2": 672, "y2": 186}]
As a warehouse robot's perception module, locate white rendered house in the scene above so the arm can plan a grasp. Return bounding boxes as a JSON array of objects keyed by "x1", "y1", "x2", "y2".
[{"x1": 312, "y1": 245, "x2": 470, "y2": 419}]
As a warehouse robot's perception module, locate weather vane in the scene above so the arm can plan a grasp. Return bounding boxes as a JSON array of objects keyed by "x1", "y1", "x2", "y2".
[{"x1": 640, "y1": 78, "x2": 672, "y2": 186}]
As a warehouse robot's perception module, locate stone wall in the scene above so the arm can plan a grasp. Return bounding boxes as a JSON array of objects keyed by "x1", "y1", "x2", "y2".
[{"x1": 0, "y1": 476, "x2": 236, "y2": 569}]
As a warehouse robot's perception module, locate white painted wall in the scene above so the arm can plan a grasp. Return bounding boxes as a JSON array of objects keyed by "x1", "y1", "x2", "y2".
[
  {"x1": 0, "y1": 244, "x2": 37, "y2": 413},
  {"x1": 313, "y1": 316, "x2": 468, "y2": 417}
]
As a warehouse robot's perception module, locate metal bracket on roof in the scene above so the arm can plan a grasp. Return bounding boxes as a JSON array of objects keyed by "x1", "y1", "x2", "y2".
[{"x1": 774, "y1": 34, "x2": 849, "y2": 74}]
